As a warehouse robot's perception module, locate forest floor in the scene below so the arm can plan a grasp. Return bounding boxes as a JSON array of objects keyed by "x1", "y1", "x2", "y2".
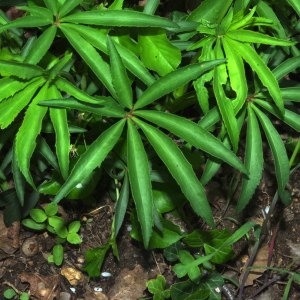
[{"x1": 1, "y1": 167, "x2": 300, "y2": 300}]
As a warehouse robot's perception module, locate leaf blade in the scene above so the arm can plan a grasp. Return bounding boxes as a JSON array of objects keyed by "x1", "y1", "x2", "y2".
[
  {"x1": 134, "y1": 118, "x2": 214, "y2": 226},
  {"x1": 53, "y1": 119, "x2": 125, "y2": 203},
  {"x1": 135, "y1": 60, "x2": 225, "y2": 109},
  {"x1": 127, "y1": 120, "x2": 153, "y2": 247},
  {"x1": 134, "y1": 110, "x2": 247, "y2": 174}
]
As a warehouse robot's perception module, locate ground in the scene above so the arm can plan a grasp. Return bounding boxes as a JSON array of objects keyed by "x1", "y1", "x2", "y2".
[{"x1": 0, "y1": 168, "x2": 300, "y2": 300}]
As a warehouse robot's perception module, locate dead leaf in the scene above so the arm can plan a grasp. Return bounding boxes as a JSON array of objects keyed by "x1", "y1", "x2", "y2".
[
  {"x1": 0, "y1": 212, "x2": 19, "y2": 255},
  {"x1": 19, "y1": 272, "x2": 59, "y2": 299},
  {"x1": 108, "y1": 264, "x2": 148, "y2": 300},
  {"x1": 241, "y1": 244, "x2": 269, "y2": 286}
]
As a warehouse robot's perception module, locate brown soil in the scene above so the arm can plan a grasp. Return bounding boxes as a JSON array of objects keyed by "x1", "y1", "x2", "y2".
[{"x1": 1, "y1": 169, "x2": 300, "y2": 300}]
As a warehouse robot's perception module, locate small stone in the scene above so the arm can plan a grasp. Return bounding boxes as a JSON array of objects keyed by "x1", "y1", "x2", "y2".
[
  {"x1": 61, "y1": 266, "x2": 84, "y2": 286},
  {"x1": 21, "y1": 237, "x2": 39, "y2": 257}
]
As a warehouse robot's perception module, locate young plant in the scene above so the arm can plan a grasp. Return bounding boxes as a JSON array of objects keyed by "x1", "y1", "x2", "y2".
[{"x1": 22, "y1": 203, "x2": 81, "y2": 266}]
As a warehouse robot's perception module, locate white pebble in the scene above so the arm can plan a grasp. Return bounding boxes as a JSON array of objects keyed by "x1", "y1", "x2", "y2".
[
  {"x1": 101, "y1": 271, "x2": 112, "y2": 277},
  {"x1": 94, "y1": 287, "x2": 103, "y2": 292}
]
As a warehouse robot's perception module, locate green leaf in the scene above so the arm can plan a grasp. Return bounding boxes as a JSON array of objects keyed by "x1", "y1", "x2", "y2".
[
  {"x1": 60, "y1": 10, "x2": 178, "y2": 28},
  {"x1": 254, "y1": 98, "x2": 300, "y2": 132},
  {"x1": 48, "y1": 216, "x2": 68, "y2": 238},
  {"x1": 16, "y1": 5, "x2": 53, "y2": 20},
  {"x1": 59, "y1": 23, "x2": 155, "y2": 86},
  {"x1": 55, "y1": 77, "x2": 103, "y2": 104},
  {"x1": 44, "y1": 203, "x2": 58, "y2": 216},
  {"x1": 114, "y1": 173, "x2": 129, "y2": 237},
  {"x1": 229, "y1": 6, "x2": 257, "y2": 31},
  {"x1": 170, "y1": 280, "x2": 210, "y2": 300},
  {"x1": 127, "y1": 120, "x2": 153, "y2": 248},
  {"x1": 281, "y1": 87, "x2": 300, "y2": 102},
  {"x1": 16, "y1": 83, "x2": 49, "y2": 186},
  {"x1": 3, "y1": 288, "x2": 17, "y2": 299},
  {"x1": 252, "y1": 106, "x2": 291, "y2": 205},
  {"x1": 134, "y1": 118, "x2": 214, "y2": 226},
  {"x1": 84, "y1": 244, "x2": 110, "y2": 278},
  {"x1": 68, "y1": 220, "x2": 81, "y2": 233},
  {"x1": 22, "y1": 218, "x2": 47, "y2": 230},
  {"x1": 58, "y1": 0, "x2": 82, "y2": 17},
  {"x1": 213, "y1": 66, "x2": 239, "y2": 152},
  {"x1": 52, "y1": 244, "x2": 64, "y2": 266},
  {"x1": 287, "y1": 0, "x2": 300, "y2": 17},
  {"x1": 147, "y1": 275, "x2": 170, "y2": 300},
  {"x1": 39, "y1": 98, "x2": 125, "y2": 118},
  {"x1": 67, "y1": 232, "x2": 82, "y2": 244},
  {"x1": 30, "y1": 208, "x2": 47, "y2": 223},
  {"x1": 188, "y1": 0, "x2": 233, "y2": 23},
  {"x1": 148, "y1": 219, "x2": 182, "y2": 249},
  {"x1": 226, "y1": 30, "x2": 296, "y2": 46},
  {"x1": 237, "y1": 104, "x2": 263, "y2": 211},
  {"x1": 0, "y1": 60, "x2": 44, "y2": 79},
  {"x1": 228, "y1": 38, "x2": 284, "y2": 113},
  {"x1": 12, "y1": 142, "x2": 25, "y2": 206},
  {"x1": 107, "y1": 36, "x2": 132, "y2": 108},
  {"x1": 60, "y1": 24, "x2": 115, "y2": 97},
  {"x1": 0, "y1": 77, "x2": 45, "y2": 129},
  {"x1": 134, "y1": 110, "x2": 246, "y2": 174},
  {"x1": 222, "y1": 36, "x2": 248, "y2": 113},
  {"x1": 134, "y1": 60, "x2": 225, "y2": 109},
  {"x1": 173, "y1": 250, "x2": 202, "y2": 281},
  {"x1": 0, "y1": 78, "x2": 28, "y2": 101},
  {"x1": 53, "y1": 119, "x2": 125, "y2": 203},
  {"x1": 0, "y1": 16, "x2": 52, "y2": 33},
  {"x1": 48, "y1": 86, "x2": 70, "y2": 180},
  {"x1": 273, "y1": 56, "x2": 300, "y2": 81},
  {"x1": 138, "y1": 28, "x2": 181, "y2": 76},
  {"x1": 43, "y1": 0, "x2": 59, "y2": 15}
]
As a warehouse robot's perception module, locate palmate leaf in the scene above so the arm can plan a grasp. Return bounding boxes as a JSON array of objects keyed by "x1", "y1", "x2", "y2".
[
  {"x1": 127, "y1": 120, "x2": 153, "y2": 248},
  {"x1": 53, "y1": 119, "x2": 126, "y2": 203},
  {"x1": 48, "y1": 85, "x2": 70, "y2": 180},
  {"x1": 252, "y1": 105, "x2": 291, "y2": 205},
  {"x1": 0, "y1": 77, "x2": 45, "y2": 129},
  {"x1": 133, "y1": 118, "x2": 214, "y2": 226},
  {"x1": 60, "y1": 23, "x2": 155, "y2": 86},
  {"x1": 107, "y1": 36, "x2": 132, "y2": 109},
  {"x1": 228, "y1": 38, "x2": 284, "y2": 113},
  {"x1": 16, "y1": 83, "x2": 49, "y2": 187},
  {"x1": 134, "y1": 110, "x2": 247, "y2": 174},
  {"x1": 134, "y1": 60, "x2": 225, "y2": 109},
  {"x1": 237, "y1": 104, "x2": 263, "y2": 211},
  {"x1": 60, "y1": 10, "x2": 178, "y2": 28},
  {"x1": 138, "y1": 28, "x2": 181, "y2": 76}
]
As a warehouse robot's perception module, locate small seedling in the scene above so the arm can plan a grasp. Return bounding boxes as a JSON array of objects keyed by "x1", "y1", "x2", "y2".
[
  {"x1": 22, "y1": 203, "x2": 82, "y2": 265},
  {"x1": 3, "y1": 288, "x2": 29, "y2": 300}
]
